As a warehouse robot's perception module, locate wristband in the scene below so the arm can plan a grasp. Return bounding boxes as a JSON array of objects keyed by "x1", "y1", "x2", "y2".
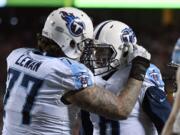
[{"x1": 129, "y1": 56, "x2": 150, "y2": 81}]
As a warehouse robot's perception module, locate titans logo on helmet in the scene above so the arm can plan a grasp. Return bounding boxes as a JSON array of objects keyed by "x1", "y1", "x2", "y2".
[
  {"x1": 121, "y1": 28, "x2": 136, "y2": 44},
  {"x1": 60, "y1": 11, "x2": 85, "y2": 37}
]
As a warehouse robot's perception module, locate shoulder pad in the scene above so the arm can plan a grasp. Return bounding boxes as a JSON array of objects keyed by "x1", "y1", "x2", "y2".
[
  {"x1": 144, "y1": 64, "x2": 165, "y2": 89},
  {"x1": 59, "y1": 57, "x2": 94, "y2": 90}
]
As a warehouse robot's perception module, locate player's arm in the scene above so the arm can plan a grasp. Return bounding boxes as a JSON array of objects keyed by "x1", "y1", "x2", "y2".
[
  {"x1": 63, "y1": 78, "x2": 142, "y2": 120},
  {"x1": 162, "y1": 67, "x2": 180, "y2": 135},
  {"x1": 161, "y1": 96, "x2": 179, "y2": 135},
  {"x1": 62, "y1": 44, "x2": 151, "y2": 120},
  {"x1": 140, "y1": 64, "x2": 171, "y2": 134},
  {"x1": 142, "y1": 86, "x2": 172, "y2": 134}
]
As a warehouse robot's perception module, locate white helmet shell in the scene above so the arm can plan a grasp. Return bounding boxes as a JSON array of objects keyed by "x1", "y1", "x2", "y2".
[
  {"x1": 94, "y1": 20, "x2": 137, "y2": 68},
  {"x1": 170, "y1": 38, "x2": 180, "y2": 67},
  {"x1": 42, "y1": 7, "x2": 93, "y2": 59}
]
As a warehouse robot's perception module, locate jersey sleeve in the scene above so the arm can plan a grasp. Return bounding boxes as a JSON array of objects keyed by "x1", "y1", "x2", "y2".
[
  {"x1": 139, "y1": 64, "x2": 165, "y2": 102},
  {"x1": 142, "y1": 86, "x2": 172, "y2": 134},
  {"x1": 143, "y1": 64, "x2": 165, "y2": 91},
  {"x1": 55, "y1": 58, "x2": 94, "y2": 91},
  {"x1": 140, "y1": 64, "x2": 171, "y2": 134}
]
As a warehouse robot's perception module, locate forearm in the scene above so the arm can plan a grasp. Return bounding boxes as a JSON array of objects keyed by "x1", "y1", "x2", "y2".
[
  {"x1": 116, "y1": 78, "x2": 142, "y2": 116},
  {"x1": 162, "y1": 83, "x2": 180, "y2": 135},
  {"x1": 161, "y1": 100, "x2": 179, "y2": 135},
  {"x1": 66, "y1": 85, "x2": 123, "y2": 120},
  {"x1": 65, "y1": 78, "x2": 142, "y2": 120},
  {"x1": 172, "y1": 90, "x2": 180, "y2": 119},
  {"x1": 161, "y1": 113, "x2": 176, "y2": 135}
]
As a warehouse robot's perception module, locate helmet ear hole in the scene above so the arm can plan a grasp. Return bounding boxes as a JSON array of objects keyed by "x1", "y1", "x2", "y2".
[
  {"x1": 123, "y1": 46, "x2": 129, "y2": 57},
  {"x1": 123, "y1": 51, "x2": 128, "y2": 57},
  {"x1": 70, "y1": 40, "x2": 76, "y2": 48}
]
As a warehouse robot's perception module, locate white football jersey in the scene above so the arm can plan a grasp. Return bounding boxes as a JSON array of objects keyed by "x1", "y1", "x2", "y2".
[
  {"x1": 2, "y1": 48, "x2": 94, "y2": 135},
  {"x1": 90, "y1": 64, "x2": 164, "y2": 135}
]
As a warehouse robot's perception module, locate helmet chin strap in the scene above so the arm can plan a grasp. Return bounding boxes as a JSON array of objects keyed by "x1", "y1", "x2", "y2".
[
  {"x1": 110, "y1": 58, "x2": 129, "y2": 70},
  {"x1": 94, "y1": 65, "x2": 117, "y2": 77},
  {"x1": 110, "y1": 59, "x2": 123, "y2": 67},
  {"x1": 94, "y1": 67, "x2": 111, "y2": 77},
  {"x1": 93, "y1": 57, "x2": 127, "y2": 77}
]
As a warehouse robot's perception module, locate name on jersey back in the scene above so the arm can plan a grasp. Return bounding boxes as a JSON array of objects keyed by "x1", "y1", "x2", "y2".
[{"x1": 15, "y1": 54, "x2": 42, "y2": 72}]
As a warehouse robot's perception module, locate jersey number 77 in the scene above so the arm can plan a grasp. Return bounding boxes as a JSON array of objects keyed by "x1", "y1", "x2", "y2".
[{"x1": 3, "y1": 68, "x2": 43, "y2": 125}]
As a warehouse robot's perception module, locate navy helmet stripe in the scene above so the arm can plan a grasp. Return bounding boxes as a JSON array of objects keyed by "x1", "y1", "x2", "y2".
[{"x1": 95, "y1": 21, "x2": 112, "y2": 40}]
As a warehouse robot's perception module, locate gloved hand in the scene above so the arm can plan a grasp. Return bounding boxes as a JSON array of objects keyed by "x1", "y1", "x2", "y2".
[
  {"x1": 127, "y1": 44, "x2": 151, "y2": 62},
  {"x1": 128, "y1": 44, "x2": 151, "y2": 81}
]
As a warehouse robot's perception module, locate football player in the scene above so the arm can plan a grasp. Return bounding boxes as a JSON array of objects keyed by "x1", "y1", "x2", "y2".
[
  {"x1": 2, "y1": 8, "x2": 151, "y2": 135},
  {"x1": 162, "y1": 38, "x2": 180, "y2": 135},
  {"x1": 81, "y1": 20, "x2": 171, "y2": 135}
]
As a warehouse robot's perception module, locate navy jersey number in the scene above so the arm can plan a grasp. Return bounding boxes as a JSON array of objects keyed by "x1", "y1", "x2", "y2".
[
  {"x1": 99, "y1": 116, "x2": 119, "y2": 135},
  {"x1": 3, "y1": 68, "x2": 43, "y2": 124}
]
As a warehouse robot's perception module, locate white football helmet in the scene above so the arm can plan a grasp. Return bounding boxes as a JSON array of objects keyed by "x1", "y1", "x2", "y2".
[
  {"x1": 93, "y1": 20, "x2": 137, "y2": 75},
  {"x1": 42, "y1": 7, "x2": 93, "y2": 59},
  {"x1": 169, "y1": 38, "x2": 180, "y2": 67}
]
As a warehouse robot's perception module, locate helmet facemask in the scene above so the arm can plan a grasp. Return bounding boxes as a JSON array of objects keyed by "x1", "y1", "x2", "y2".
[
  {"x1": 166, "y1": 38, "x2": 180, "y2": 92},
  {"x1": 80, "y1": 39, "x2": 95, "y2": 71},
  {"x1": 80, "y1": 42, "x2": 119, "y2": 76},
  {"x1": 93, "y1": 44, "x2": 117, "y2": 76}
]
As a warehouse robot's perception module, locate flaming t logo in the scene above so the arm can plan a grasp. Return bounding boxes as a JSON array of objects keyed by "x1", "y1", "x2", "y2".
[
  {"x1": 60, "y1": 11, "x2": 85, "y2": 37},
  {"x1": 121, "y1": 28, "x2": 136, "y2": 44}
]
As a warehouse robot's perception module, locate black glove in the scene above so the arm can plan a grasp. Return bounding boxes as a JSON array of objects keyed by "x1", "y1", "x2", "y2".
[{"x1": 129, "y1": 56, "x2": 150, "y2": 81}]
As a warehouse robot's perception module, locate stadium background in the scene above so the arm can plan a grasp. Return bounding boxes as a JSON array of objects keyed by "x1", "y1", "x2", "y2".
[{"x1": 0, "y1": 0, "x2": 180, "y2": 131}]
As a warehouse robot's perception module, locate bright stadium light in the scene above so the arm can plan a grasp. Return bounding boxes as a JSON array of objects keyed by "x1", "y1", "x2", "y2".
[
  {"x1": 0, "y1": 0, "x2": 7, "y2": 7},
  {"x1": 74, "y1": 0, "x2": 180, "y2": 9},
  {"x1": 7, "y1": 0, "x2": 65, "y2": 7}
]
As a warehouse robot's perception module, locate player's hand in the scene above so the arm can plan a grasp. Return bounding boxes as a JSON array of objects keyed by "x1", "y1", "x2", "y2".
[
  {"x1": 128, "y1": 44, "x2": 151, "y2": 81},
  {"x1": 127, "y1": 44, "x2": 151, "y2": 62}
]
